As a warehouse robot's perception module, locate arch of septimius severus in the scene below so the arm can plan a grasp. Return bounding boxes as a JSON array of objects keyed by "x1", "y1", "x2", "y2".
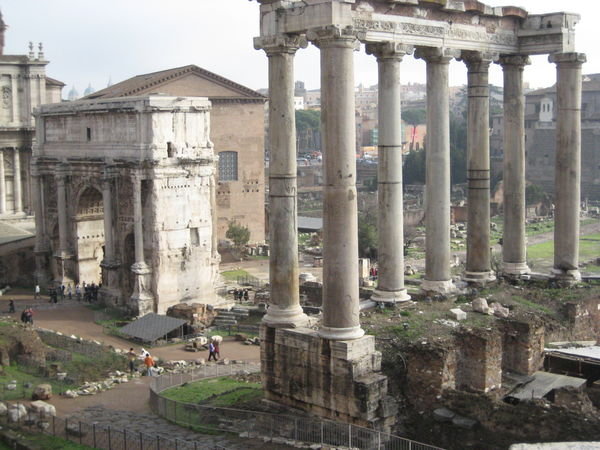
[{"x1": 255, "y1": 0, "x2": 584, "y2": 430}]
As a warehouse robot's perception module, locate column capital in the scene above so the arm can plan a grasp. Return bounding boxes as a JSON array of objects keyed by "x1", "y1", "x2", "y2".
[
  {"x1": 498, "y1": 54, "x2": 531, "y2": 69},
  {"x1": 365, "y1": 42, "x2": 413, "y2": 61},
  {"x1": 460, "y1": 50, "x2": 498, "y2": 70},
  {"x1": 254, "y1": 34, "x2": 307, "y2": 55},
  {"x1": 414, "y1": 47, "x2": 460, "y2": 64},
  {"x1": 55, "y1": 164, "x2": 70, "y2": 183},
  {"x1": 307, "y1": 25, "x2": 359, "y2": 50},
  {"x1": 549, "y1": 52, "x2": 587, "y2": 66}
]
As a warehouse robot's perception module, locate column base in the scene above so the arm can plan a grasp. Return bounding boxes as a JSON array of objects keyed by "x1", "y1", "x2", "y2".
[
  {"x1": 502, "y1": 262, "x2": 530, "y2": 277},
  {"x1": 371, "y1": 288, "x2": 411, "y2": 304},
  {"x1": 421, "y1": 279, "x2": 456, "y2": 295},
  {"x1": 551, "y1": 268, "x2": 581, "y2": 283},
  {"x1": 318, "y1": 325, "x2": 365, "y2": 341},
  {"x1": 130, "y1": 292, "x2": 155, "y2": 316},
  {"x1": 463, "y1": 271, "x2": 496, "y2": 285},
  {"x1": 131, "y1": 262, "x2": 151, "y2": 275},
  {"x1": 262, "y1": 304, "x2": 309, "y2": 328}
]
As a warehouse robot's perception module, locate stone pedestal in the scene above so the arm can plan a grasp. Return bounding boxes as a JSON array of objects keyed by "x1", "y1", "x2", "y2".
[
  {"x1": 261, "y1": 325, "x2": 397, "y2": 431},
  {"x1": 129, "y1": 262, "x2": 154, "y2": 316}
]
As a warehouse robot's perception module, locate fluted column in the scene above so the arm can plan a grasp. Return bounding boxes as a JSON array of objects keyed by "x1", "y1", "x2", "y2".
[
  {"x1": 32, "y1": 165, "x2": 49, "y2": 286},
  {"x1": 416, "y1": 48, "x2": 458, "y2": 294},
  {"x1": 55, "y1": 165, "x2": 72, "y2": 285},
  {"x1": 309, "y1": 26, "x2": 364, "y2": 340},
  {"x1": 130, "y1": 171, "x2": 154, "y2": 315},
  {"x1": 462, "y1": 51, "x2": 496, "y2": 284},
  {"x1": 255, "y1": 35, "x2": 309, "y2": 328},
  {"x1": 131, "y1": 173, "x2": 147, "y2": 269},
  {"x1": 101, "y1": 170, "x2": 115, "y2": 264},
  {"x1": 500, "y1": 55, "x2": 531, "y2": 277},
  {"x1": 13, "y1": 148, "x2": 23, "y2": 214},
  {"x1": 550, "y1": 52, "x2": 586, "y2": 282},
  {"x1": 366, "y1": 42, "x2": 412, "y2": 304},
  {"x1": 0, "y1": 149, "x2": 5, "y2": 214}
]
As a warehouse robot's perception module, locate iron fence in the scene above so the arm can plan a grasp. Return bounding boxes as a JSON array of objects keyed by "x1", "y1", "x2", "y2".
[
  {"x1": 0, "y1": 405, "x2": 228, "y2": 450},
  {"x1": 150, "y1": 363, "x2": 444, "y2": 450}
]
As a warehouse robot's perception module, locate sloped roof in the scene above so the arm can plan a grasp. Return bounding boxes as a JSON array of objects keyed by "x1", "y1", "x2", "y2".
[
  {"x1": 298, "y1": 216, "x2": 323, "y2": 232},
  {"x1": 119, "y1": 313, "x2": 187, "y2": 343},
  {"x1": 85, "y1": 64, "x2": 265, "y2": 101},
  {"x1": 45, "y1": 76, "x2": 65, "y2": 87}
]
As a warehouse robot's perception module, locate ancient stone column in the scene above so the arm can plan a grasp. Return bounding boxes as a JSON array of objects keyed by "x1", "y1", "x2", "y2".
[
  {"x1": 366, "y1": 42, "x2": 412, "y2": 304},
  {"x1": 131, "y1": 172, "x2": 147, "y2": 269},
  {"x1": 255, "y1": 35, "x2": 309, "y2": 328},
  {"x1": 500, "y1": 55, "x2": 531, "y2": 277},
  {"x1": 309, "y1": 26, "x2": 364, "y2": 340},
  {"x1": 0, "y1": 149, "x2": 5, "y2": 214},
  {"x1": 13, "y1": 148, "x2": 23, "y2": 214},
  {"x1": 101, "y1": 170, "x2": 115, "y2": 264},
  {"x1": 462, "y1": 51, "x2": 496, "y2": 284},
  {"x1": 416, "y1": 48, "x2": 458, "y2": 294},
  {"x1": 130, "y1": 171, "x2": 154, "y2": 315},
  {"x1": 55, "y1": 165, "x2": 72, "y2": 285},
  {"x1": 55, "y1": 167, "x2": 70, "y2": 259},
  {"x1": 31, "y1": 166, "x2": 49, "y2": 285},
  {"x1": 550, "y1": 52, "x2": 587, "y2": 282}
]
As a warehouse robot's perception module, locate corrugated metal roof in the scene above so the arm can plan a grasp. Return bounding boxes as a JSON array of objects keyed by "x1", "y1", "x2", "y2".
[
  {"x1": 298, "y1": 216, "x2": 323, "y2": 232},
  {"x1": 119, "y1": 313, "x2": 187, "y2": 343},
  {"x1": 507, "y1": 371, "x2": 586, "y2": 401}
]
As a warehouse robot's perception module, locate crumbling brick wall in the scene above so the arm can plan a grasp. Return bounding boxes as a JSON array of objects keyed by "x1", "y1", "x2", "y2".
[
  {"x1": 455, "y1": 328, "x2": 502, "y2": 393},
  {"x1": 500, "y1": 319, "x2": 544, "y2": 375}
]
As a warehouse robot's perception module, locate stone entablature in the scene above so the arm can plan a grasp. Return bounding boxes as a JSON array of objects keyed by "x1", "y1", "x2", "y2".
[
  {"x1": 32, "y1": 96, "x2": 220, "y2": 316},
  {"x1": 258, "y1": 1, "x2": 577, "y2": 57}
]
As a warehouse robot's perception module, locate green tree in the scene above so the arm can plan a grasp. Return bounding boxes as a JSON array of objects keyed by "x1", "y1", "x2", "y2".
[
  {"x1": 226, "y1": 221, "x2": 250, "y2": 249},
  {"x1": 358, "y1": 218, "x2": 378, "y2": 259},
  {"x1": 526, "y1": 184, "x2": 546, "y2": 205},
  {"x1": 402, "y1": 109, "x2": 426, "y2": 151},
  {"x1": 403, "y1": 148, "x2": 426, "y2": 185},
  {"x1": 295, "y1": 110, "x2": 321, "y2": 153}
]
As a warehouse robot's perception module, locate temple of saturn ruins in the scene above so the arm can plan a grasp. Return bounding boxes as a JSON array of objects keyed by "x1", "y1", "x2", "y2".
[
  {"x1": 255, "y1": 0, "x2": 584, "y2": 429},
  {"x1": 32, "y1": 96, "x2": 220, "y2": 316}
]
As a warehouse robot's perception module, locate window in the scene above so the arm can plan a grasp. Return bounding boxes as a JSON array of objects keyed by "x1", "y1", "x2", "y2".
[
  {"x1": 86, "y1": 127, "x2": 92, "y2": 141},
  {"x1": 218, "y1": 151, "x2": 238, "y2": 181}
]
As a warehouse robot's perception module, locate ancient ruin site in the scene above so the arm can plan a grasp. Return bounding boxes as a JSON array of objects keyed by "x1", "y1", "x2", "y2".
[{"x1": 0, "y1": 0, "x2": 599, "y2": 449}]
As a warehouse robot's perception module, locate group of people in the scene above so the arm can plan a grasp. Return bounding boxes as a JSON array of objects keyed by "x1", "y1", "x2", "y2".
[
  {"x1": 232, "y1": 288, "x2": 250, "y2": 302},
  {"x1": 20, "y1": 307, "x2": 34, "y2": 324},
  {"x1": 126, "y1": 347, "x2": 159, "y2": 376},
  {"x1": 208, "y1": 336, "x2": 222, "y2": 361}
]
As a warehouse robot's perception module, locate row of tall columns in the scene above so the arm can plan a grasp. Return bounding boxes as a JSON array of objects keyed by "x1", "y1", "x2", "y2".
[
  {"x1": 0, "y1": 148, "x2": 24, "y2": 215},
  {"x1": 366, "y1": 42, "x2": 411, "y2": 303},
  {"x1": 258, "y1": 28, "x2": 586, "y2": 337},
  {"x1": 54, "y1": 165, "x2": 71, "y2": 285}
]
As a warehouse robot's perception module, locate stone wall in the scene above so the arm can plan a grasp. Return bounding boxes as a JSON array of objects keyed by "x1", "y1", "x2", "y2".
[
  {"x1": 500, "y1": 319, "x2": 545, "y2": 375},
  {"x1": 261, "y1": 325, "x2": 396, "y2": 431},
  {"x1": 455, "y1": 328, "x2": 502, "y2": 393},
  {"x1": 405, "y1": 342, "x2": 456, "y2": 407},
  {"x1": 37, "y1": 329, "x2": 109, "y2": 358}
]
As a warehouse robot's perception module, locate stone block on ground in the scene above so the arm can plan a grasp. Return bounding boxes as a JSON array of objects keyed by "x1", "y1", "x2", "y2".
[
  {"x1": 66, "y1": 422, "x2": 87, "y2": 437},
  {"x1": 472, "y1": 297, "x2": 490, "y2": 314},
  {"x1": 29, "y1": 400, "x2": 56, "y2": 417},
  {"x1": 490, "y1": 302, "x2": 510, "y2": 318},
  {"x1": 32, "y1": 384, "x2": 52, "y2": 400},
  {"x1": 452, "y1": 415, "x2": 478, "y2": 429},
  {"x1": 449, "y1": 308, "x2": 467, "y2": 321},
  {"x1": 8, "y1": 404, "x2": 27, "y2": 422},
  {"x1": 0, "y1": 402, "x2": 6, "y2": 415},
  {"x1": 433, "y1": 407, "x2": 455, "y2": 422}
]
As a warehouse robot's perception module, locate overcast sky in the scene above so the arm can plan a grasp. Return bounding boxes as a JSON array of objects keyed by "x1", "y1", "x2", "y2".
[{"x1": 3, "y1": 0, "x2": 599, "y2": 97}]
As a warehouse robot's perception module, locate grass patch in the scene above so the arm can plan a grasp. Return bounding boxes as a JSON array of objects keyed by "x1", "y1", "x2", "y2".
[
  {"x1": 220, "y1": 270, "x2": 250, "y2": 281},
  {"x1": 527, "y1": 233, "x2": 600, "y2": 265},
  {"x1": 162, "y1": 376, "x2": 262, "y2": 407},
  {"x1": 510, "y1": 295, "x2": 554, "y2": 315},
  {"x1": 9, "y1": 431, "x2": 94, "y2": 449}
]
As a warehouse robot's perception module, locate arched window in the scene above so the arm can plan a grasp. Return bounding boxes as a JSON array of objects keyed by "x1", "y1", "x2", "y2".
[{"x1": 218, "y1": 151, "x2": 238, "y2": 181}]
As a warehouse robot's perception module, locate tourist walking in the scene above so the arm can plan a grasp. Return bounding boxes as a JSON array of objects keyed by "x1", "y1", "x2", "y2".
[
  {"x1": 34, "y1": 284, "x2": 40, "y2": 299},
  {"x1": 75, "y1": 284, "x2": 81, "y2": 301},
  {"x1": 144, "y1": 352, "x2": 155, "y2": 376},
  {"x1": 67, "y1": 285, "x2": 72, "y2": 300},
  {"x1": 214, "y1": 340, "x2": 221, "y2": 359},
  {"x1": 8, "y1": 300, "x2": 15, "y2": 313},
  {"x1": 127, "y1": 348, "x2": 137, "y2": 374},
  {"x1": 208, "y1": 341, "x2": 217, "y2": 361}
]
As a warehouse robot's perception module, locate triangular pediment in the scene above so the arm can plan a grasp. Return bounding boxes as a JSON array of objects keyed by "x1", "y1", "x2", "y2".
[{"x1": 86, "y1": 65, "x2": 264, "y2": 101}]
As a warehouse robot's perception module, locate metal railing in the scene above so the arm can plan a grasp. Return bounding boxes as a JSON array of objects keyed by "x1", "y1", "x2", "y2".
[
  {"x1": 150, "y1": 363, "x2": 443, "y2": 450},
  {"x1": 1, "y1": 405, "x2": 228, "y2": 450}
]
